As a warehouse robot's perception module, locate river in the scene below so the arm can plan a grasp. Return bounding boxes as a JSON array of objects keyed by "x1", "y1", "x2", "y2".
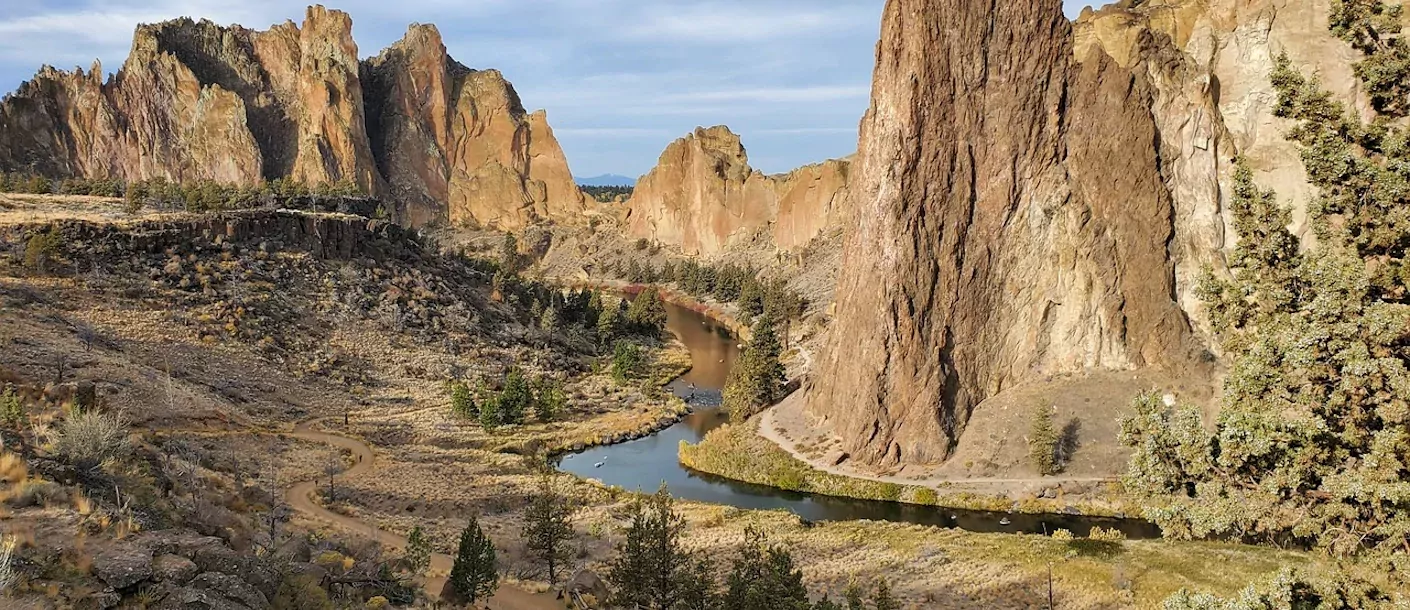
[{"x1": 555, "y1": 300, "x2": 1161, "y2": 539}]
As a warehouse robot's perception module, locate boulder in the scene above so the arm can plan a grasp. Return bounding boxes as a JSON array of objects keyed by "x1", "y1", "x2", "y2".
[
  {"x1": 93, "y1": 543, "x2": 153, "y2": 589},
  {"x1": 153, "y1": 554, "x2": 200, "y2": 584}
]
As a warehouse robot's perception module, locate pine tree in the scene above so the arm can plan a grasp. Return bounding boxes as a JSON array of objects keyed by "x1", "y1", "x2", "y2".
[
  {"x1": 479, "y1": 395, "x2": 502, "y2": 430},
  {"x1": 449, "y1": 381, "x2": 475, "y2": 418},
  {"x1": 403, "y1": 525, "x2": 431, "y2": 578},
  {"x1": 447, "y1": 516, "x2": 498, "y2": 603},
  {"x1": 499, "y1": 369, "x2": 531, "y2": 425},
  {"x1": 534, "y1": 378, "x2": 566, "y2": 422},
  {"x1": 843, "y1": 580, "x2": 867, "y2": 610},
  {"x1": 500, "y1": 233, "x2": 520, "y2": 273},
  {"x1": 521, "y1": 476, "x2": 577, "y2": 584},
  {"x1": 597, "y1": 298, "x2": 623, "y2": 344}
]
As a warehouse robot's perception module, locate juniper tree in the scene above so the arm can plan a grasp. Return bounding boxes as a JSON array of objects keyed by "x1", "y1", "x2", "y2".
[
  {"x1": 607, "y1": 486, "x2": 697, "y2": 610},
  {"x1": 448, "y1": 516, "x2": 498, "y2": 603},
  {"x1": 448, "y1": 381, "x2": 475, "y2": 418},
  {"x1": 627, "y1": 287, "x2": 669, "y2": 336},
  {"x1": 722, "y1": 528, "x2": 811, "y2": 610},
  {"x1": 1121, "y1": 1, "x2": 1410, "y2": 574},
  {"x1": 1028, "y1": 404, "x2": 1060, "y2": 476},
  {"x1": 521, "y1": 476, "x2": 577, "y2": 584},
  {"x1": 402, "y1": 525, "x2": 431, "y2": 578},
  {"x1": 723, "y1": 319, "x2": 786, "y2": 421}
]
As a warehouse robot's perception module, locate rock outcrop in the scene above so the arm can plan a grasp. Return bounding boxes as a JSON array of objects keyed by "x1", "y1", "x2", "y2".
[
  {"x1": 0, "y1": 6, "x2": 584, "y2": 231},
  {"x1": 804, "y1": 0, "x2": 1204, "y2": 466},
  {"x1": 625, "y1": 126, "x2": 850, "y2": 256},
  {"x1": 362, "y1": 25, "x2": 585, "y2": 228}
]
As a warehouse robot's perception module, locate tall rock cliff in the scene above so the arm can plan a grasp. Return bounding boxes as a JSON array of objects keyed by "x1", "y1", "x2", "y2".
[
  {"x1": 626, "y1": 126, "x2": 850, "y2": 256},
  {"x1": 0, "y1": 6, "x2": 584, "y2": 231},
  {"x1": 804, "y1": 0, "x2": 1204, "y2": 466},
  {"x1": 362, "y1": 25, "x2": 586, "y2": 229}
]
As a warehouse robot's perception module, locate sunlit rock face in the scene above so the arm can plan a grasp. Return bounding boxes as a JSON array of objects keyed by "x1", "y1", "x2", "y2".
[
  {"x1": 626, "y1": 126, "x2": 851, "y2": 256},
  {"x1": 0, "y1": 6, "x2": 586, "y2": 230}
]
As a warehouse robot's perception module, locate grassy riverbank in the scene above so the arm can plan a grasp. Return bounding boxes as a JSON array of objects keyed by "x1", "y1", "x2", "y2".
[{"x1": 680, "y1": 421, "x2": 1138, "y2": 517}]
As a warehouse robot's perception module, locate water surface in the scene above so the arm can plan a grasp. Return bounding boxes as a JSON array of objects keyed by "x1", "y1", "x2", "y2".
[{"x1": 556, "y1": 301, "x2": 1160, "y2": 539}]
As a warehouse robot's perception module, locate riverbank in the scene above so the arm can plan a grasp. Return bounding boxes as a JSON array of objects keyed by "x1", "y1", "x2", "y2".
[
  {"x1": 748, "y1": 392, "x2": 1141, "y2": 517},
  {"x1": 681, "y1": 412, "x2": 1135, "y2": 519}
]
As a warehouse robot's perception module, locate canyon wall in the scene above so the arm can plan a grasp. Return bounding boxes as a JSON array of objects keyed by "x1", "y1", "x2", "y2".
[
  {"x1": 803, "y1": 0, "x2": 1377, "y2": 468},
  {"x1": 804, "y1": 0, "x2": 1206, "y2": 467},
  {"x1": 0, "y1": 6, "x2": 584, "y2": 231},
  {"x1": 625, "y1": 126, "x2": 850, "y2": 256}
]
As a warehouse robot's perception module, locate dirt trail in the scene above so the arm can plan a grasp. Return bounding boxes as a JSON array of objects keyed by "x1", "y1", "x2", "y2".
[
  {"x1": 759, "y1": 393, "x2": 1115, "y2": 488},
  {"x1": 285, "y1": 417, "x2": 561, "y2": 610}
]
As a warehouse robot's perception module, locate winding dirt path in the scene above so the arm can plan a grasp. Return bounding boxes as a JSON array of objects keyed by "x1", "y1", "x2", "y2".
[{"x1": 285, "y1": 417, "x2": 561, "y2": 610}]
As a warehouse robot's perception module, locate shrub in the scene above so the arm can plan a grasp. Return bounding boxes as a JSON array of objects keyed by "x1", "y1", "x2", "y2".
[
  {"x1": 54, "y1": 409, "x2": 130, "y2": 469},
  {"x1": 0, "y1": 535, "x2": 15, "y2": 594},
  {"x1": 1051, "y1": 529, "x2": 1075, "y2": 542},
  {"x1": 23, "y1": 228, "x2": 63, "y2": 273},
  {"x1": 272, "y1": 574, "x2": 332, "y2": 610},
  {"x1": 912, "y1": 487, "x2": 939, "y2": 506},
  {"x1": 0, "y1": 387, "x2": 22, "y2": 428},
  {"x1": 1088, "y1": 527, "x2": 1126, "y2": 542}
]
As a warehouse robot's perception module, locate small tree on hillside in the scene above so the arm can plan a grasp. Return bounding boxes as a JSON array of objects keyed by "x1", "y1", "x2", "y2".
[
  {"x1": 448, "y1": 516, "x2": 498, "y2": 603},
  {"x1": 723, "y1": 320, "x2": 786, "y2": 421},
  {"x1": 521, "y1": 476, "x2": 577, "y2": 584},
  {"x1": 612, "y1": 341, "x2": 643, "y2": 384},
  {"x1": 500, "y1": 233, "x2": 520, "y2": 273},
  {"x1": 607, "y1": 485, "x2": 703, "y2": 610},
  {"x1": 449, "y1": 381, "x2": 475, "y2": 418},
  {"x1": 1028, "y1": 404, "x2": 1060, "y2": 476},
  {"x1": 723, "y1": 528, "x2": 810, "y2": 610},
  {"x1": 403, "y1": 525, "x2": 432, "y2": 578},
  {"x1": 626, "y1": 287, "x2": 668, "y2": 336}
]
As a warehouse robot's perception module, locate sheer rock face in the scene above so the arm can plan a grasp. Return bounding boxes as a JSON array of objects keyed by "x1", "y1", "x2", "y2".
[
  {"x1": 0, "y1": 6, "x2": 584, "y2": 230},
  {"x1": 803, "y1": 0, "x2": 1202, "y2": 467},
  {"x1": 626, "y1": 126, "x2": 851, "y2": 256},
  {"x1": 1072, "y1": 0, "x2": 1369, "y2": 338},
  {"x1": 362, "y1": 26, "x2": 585, "y2": 229}
]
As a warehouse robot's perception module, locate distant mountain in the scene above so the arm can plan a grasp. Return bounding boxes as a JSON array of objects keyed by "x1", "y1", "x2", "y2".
[{"x1": 575, "y1": 174, "x2": 637, "y2": 187}]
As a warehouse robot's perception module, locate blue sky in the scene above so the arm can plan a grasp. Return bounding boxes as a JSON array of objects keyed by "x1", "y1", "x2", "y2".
[{"x1": 0, "y1": 1, "x2": 1094, "y2": 178}]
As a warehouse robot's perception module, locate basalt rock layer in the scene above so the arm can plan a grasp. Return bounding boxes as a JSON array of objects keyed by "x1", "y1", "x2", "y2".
[
  {"x1": 0, "y1": 6, "x2": 584, "y2": 230},
  {"x1": 625, "y1": 126, "x2": 850, "y2": 256}
]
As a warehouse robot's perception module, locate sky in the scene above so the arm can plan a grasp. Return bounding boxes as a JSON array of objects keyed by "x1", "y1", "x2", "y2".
[{"x1": 0, "y1": 1, "x2": 1094, "y2": 179}]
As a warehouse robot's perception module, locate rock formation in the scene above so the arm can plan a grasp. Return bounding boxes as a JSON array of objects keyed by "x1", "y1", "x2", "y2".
[
  {"x1": 0, "y1": 6, "x2": 584, "y2": 231},
  {"x1": 804, "y1": 0, "x2": 1204, "y2": 466},
  {"x1": 625, "y1": 126, "x2": 850, "y2": 256},
  {"x1": 362, "y1": 25, "x2": 585, "y2": 228},
  {"x1": 800, "y1": 0, "x2": 1382, "y2": 468}
]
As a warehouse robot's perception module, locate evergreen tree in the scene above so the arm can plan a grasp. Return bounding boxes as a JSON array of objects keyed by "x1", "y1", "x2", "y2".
[
  {"x1": 585, "y1": 290, "x2": 604, "y2": 328},
  {"x1": 722, "y1": 319, "x2": 787, "y2": 421},
  {"x1": 447, "y1": 516, "x2": 498, "y2": 603},
  {"x1": 843, "y1": 581, "x2": 867, "y2": 610},
  {"x1": 870, "y1": 580, "x2": 899, "y2": 610},
  {"x1": 607, "y1": 486, "x2": 694, "y2": 610},
  {"x1": 403, "y1": 525, "x2": 432, "y2": 578},
  {"x1": 449, "y1": 381, "x2": 475, "y2": 418},
  {"x1": 1122, "y1": 3, "x2": 1410, "y2": 571},
  {"x1": 533, "y1": 378, "x2": 566, "y2": 422},
  {"x1": 498, "y1": 368, "x2": 531, "y2": 425},
  {"x1": 479, "y1": 395, "x2": 502, "y2": 430},
  {"x1": 521, "y1": 476, "x2": 577, "y2": 584},
  {"x1": 612, "y1": 341, "x2": 643, "y2": 384},
  {"x1": 738, "y1": 278, "x2": 766, "y2": 321},
  {"x1": 627, "y1": 287, "x2": 669, "y2": 336},
  {"x1": 812, "y1": 596, "x2": 843, "y2": 610},
  {"x1": 722, "y1": 528, "x2": 810, "y2": 610},
  {"x1": 1028, "y1": 404, "x2": 1059, "y2": 476},
  {"x1": 540, "y1": 304, "x2": 561, "y2": 331},
  {"x1": 501, "y1": 233, "x2": 520, "y2": 273},
  {"x1": 597, "y1": 297, "x2": 624, "y2": 343}
]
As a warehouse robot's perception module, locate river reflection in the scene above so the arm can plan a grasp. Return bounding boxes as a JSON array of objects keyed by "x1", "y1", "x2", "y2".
[{"x1": 555, "y1": 300, "x2": 1161, "y2": 539}]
